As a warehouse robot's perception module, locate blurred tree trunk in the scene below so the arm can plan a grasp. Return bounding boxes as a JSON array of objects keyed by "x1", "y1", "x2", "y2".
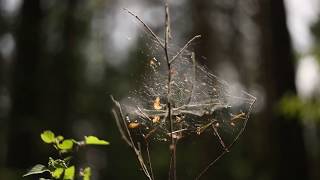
[
  {"x1": 0, "y1": 25, "x2": 6, "y2": 168},
  {"x1": 6, "y1": 0, "x2": 43, "y2": 168},
  {"x1": 256, "y1": 0, "x2": 309, "y2": 179},
  {"x1": 6, "y1": 0, "x2": 87, "y2": 168},
  {"x1": 191, "y1": 0, "x2": 310, "y2": 179}
]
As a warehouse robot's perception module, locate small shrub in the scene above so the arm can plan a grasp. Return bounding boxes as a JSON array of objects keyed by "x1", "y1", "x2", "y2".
[{"x1": 23, "y1": 130, "x2": 109, "y2": 180}]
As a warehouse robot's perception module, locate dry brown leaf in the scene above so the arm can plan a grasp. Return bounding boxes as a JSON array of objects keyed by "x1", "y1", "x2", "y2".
[
  {"x1": 128, "y1": 122, "x2": 140, "y2": 129},
  {"x1": 152, "y1": 116, "x2": 160, "y2": 123},
  {"x1": 153, "y1": 97, "x2": 162, "y2": 110}
]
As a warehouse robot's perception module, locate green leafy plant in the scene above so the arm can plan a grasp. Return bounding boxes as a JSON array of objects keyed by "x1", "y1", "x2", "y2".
[{"x1": 23, "y1": 130, "x2": 109, "y2": 180}]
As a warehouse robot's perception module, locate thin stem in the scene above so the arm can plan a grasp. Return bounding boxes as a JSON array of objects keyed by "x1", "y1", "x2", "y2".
[
  {"x1": 195, "y1": 150, "x2": 228, "y2": 180},
  {"x1": 212, "y1": 124, "x2": 228, "y2": 152},
  {"x1": 195, "y1": 95, "x2": 256, "y2": 179},
  {"x1": 168, "y1": 139, "x2": 177, "y2": 180},
  {"x1": 189, "y1": 52, "x2": 196, "y2": 104},
  {"x1": 164, "y1": 1, "x2": 176, "y2": 180},
  {"x1": 169, "y1": 35, "x2": 201, "y2": 64},
  {"x1": 145, "y1": 140, "x2": 155, "y2": 180},
  {"x1": 111, "y1": 109, "x2": 132, "y2": 147},
  {"x1": 123, "y1": 8, "x2": 164, "y2": 48},
  {"x1": 137, "y1": 106, "x2": 154, "y2": 122},
  {"x1": 111, "y1": 96, "x2": 153, "y2": 180}
]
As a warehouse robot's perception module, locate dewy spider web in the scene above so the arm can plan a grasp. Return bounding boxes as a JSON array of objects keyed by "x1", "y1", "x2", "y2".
[{"x1": 111, "y1": 7, "x2": 256, "y2": 180}]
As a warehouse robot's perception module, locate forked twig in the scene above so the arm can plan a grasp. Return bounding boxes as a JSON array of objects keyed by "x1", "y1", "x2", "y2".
[
  {"x1": 137, "y1": 106, "x2": 154, "y2": 122},
  {"x1": 123, "y1": 8, "x2": 165, "y2": 49},
  {"x1": 170, "y1": 35, "x2": 201, "y2": 64},
  {"x1": 111, "y1": 96, "x2": 153, "y2": 180}
]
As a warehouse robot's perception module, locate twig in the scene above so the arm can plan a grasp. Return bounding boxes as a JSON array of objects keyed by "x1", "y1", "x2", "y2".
[
  {"x1": 163, "y1": 1, "x2": 177, "y2": 180},
  {"x1": 112, "y1": 108, "x2": 132, "y2": 147},
  {"x1": 173, "y1": 101, "x2": 222, "y2": 110},
  {"x1": 196, "y1": 120, "x2": 217, "y2": 135},
  {"x1": 168, "y1": 139, "x2": 177, "y2": 180},
  {"x1": 195, "y1": 95, "x2": 256, "y2": 179},
  {"x1": 145, "y1": 127, "x2": 158, "y2": 140},
  {"x1": 111, "y1": 96, "x2": 153, "y2": 180},
  {"x1": 145, "y1": 139, "x2": 155, "y2": 180},
  {"x1": 137, "y1": 106, "x2": 154, "y2": 122},
  {"x1": 185, "y1": 52, "x2": 197, "y2": 105},
  {"x1": 110, "y1": 96, "x2": 134, "y2": 146},
  {"x1": 195, "y1": 150, "x2": 228, "y2": 180},
  {"x1": 169, "y1": 35, "x2": 201, "y2": 64},
  {"x1": 123, "y1": 8, "x2": 165, "y2": 48},
  {"x1": 212, "y1": 124, "x2": 229, "y2": 152},
  {"x1": 167, "y1": 128, "x2": 187, "y2": 135}
]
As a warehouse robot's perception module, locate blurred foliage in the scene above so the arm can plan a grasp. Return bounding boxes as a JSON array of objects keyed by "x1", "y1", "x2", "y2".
[
  {"x1": 311, "y1": 18, "x2": 320, "y2": 63},
  {"x1": 279, "y1": 14, "x2": 320, "y2": 123},
  {"x1": 279, "y1": 93, "x2": 320, "y2": 122}
]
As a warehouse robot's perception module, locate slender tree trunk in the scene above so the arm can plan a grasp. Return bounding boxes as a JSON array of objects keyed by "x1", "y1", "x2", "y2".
[
  {"x1": 6, "y1": 0, "x2": 87, "y2": 168},
  {"x1": 6, "y1": 0, "x2": 43, "y2": 168},
  {"x1": 254, "y1": 0, "x2": 309, "y2": 179}
]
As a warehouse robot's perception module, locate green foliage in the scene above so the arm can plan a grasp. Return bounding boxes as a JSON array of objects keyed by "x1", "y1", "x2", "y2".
[
  {"x1": 39, "y1": 130, "x2": 110, "y2": 154},
  {"x1": 63, "y1": 166, "x2": 75, "y2": 180},
  {"x1": 52, "y1": 168, "x2": 64, "y2": 179},
  {"x1": 85, "y1": 136, "x2": 110, "y2": 145},
  {"x1": 23, "y1": 130, "x2": 109, "y2": 180},
  {"x1": 41, "y1": 131, "x2": 56, "y2": 144},
  {"x1": 57, "y1": 140, "x2": 74, "y2": 151},
  {"x1": 22, "y1": 164, "x2": 49, "y2": 177},
  {"x1": 278, "y1": 94, "x2": 320, "y2": 122},
  {"x1": 80, "y1": 167, "x2": 91, "y2": 180}
]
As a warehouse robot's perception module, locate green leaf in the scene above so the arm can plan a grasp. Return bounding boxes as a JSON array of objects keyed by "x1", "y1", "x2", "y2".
[
  {"x1": 51, "y1": 168, "x2": 64, "y2": 179},
  {"x1": 41, "y1": 130, "x2": 55, "y2": 143},
  {"x1": 63, "y1": 166, "x2": 75, "y2": 180},
  {"x1": 23, "y1": 164, "x2": 49, "y2": 177},
  {"x1": 85, "y1": 136, "x2": 109, "y2": 145},
  {"x1": 48, "y1": 158, "x2": 68, "y2": 169},
  {"x1": 56, "y1": 135, "x2": 64, "y2": 142},
  {"x1": 57, "y1": 139, "x2": 74, "y2": 150},
  {"x1": 82, "y1": 167, "x2": 91, "y2": 180}
]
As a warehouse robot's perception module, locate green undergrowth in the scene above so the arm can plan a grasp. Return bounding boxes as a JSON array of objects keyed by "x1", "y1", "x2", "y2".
[{"x1": 23, "y1": 130, "x2": 109, "y2": 180}]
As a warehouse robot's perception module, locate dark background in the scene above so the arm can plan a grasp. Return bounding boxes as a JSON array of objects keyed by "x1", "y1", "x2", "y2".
[{"x1": 0, "y1": 0, "x2": 320, "y2": 179}]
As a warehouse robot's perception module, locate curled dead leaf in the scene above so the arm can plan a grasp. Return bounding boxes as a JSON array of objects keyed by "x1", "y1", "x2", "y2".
[
  {"x1": 152, "y1": 116, "x2": 160, "y2": 123},
  {"x1": 128, "y1": 122, "x2": 140, "y2": 129},
  {"x1": 153, "y1": 97, "x2": 162, "y2": 110}
]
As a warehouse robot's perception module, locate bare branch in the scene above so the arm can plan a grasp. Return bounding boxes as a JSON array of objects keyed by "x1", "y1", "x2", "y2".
[
  {"x1": 195, "y1": 96, "x2": 256, "y2": 179},
  {"x1": 112, "y1": 108, "x2": 132, "y2": 147},
  {"x1": 136, "y1": 106, "x2": 154, "y2": 122},
  {"x1": 123, "y1": 8, "x2": 164, "y2": 48},
  {"x1": 111, "y1": 95, "x2": 153, "y2": 180},
  {"x1": 212, "y1": 124, "x2": 229, "y2": 152},
  {"x1": 195, "y1": 150, "x2": 229, "y2": 180},
  {"x1": 169, "y1": 35, "x2": 201, "y2": 64},
  {"x1": 145, "y1": 141, "x2": 155, "y2": 180}
]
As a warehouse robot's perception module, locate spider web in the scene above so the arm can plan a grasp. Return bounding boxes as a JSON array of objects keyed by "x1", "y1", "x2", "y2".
[
  {"x1": 111, "y1": 10, "x2": 256, "y2": 179},
  {"x1": 118, "y1": 32, "x2": 255, "y2": 147}
]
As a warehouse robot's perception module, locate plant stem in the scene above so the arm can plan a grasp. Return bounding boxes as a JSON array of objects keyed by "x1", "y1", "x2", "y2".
[{"x1": 164, "y1": 1, "x2": 176, "y2": 180}]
